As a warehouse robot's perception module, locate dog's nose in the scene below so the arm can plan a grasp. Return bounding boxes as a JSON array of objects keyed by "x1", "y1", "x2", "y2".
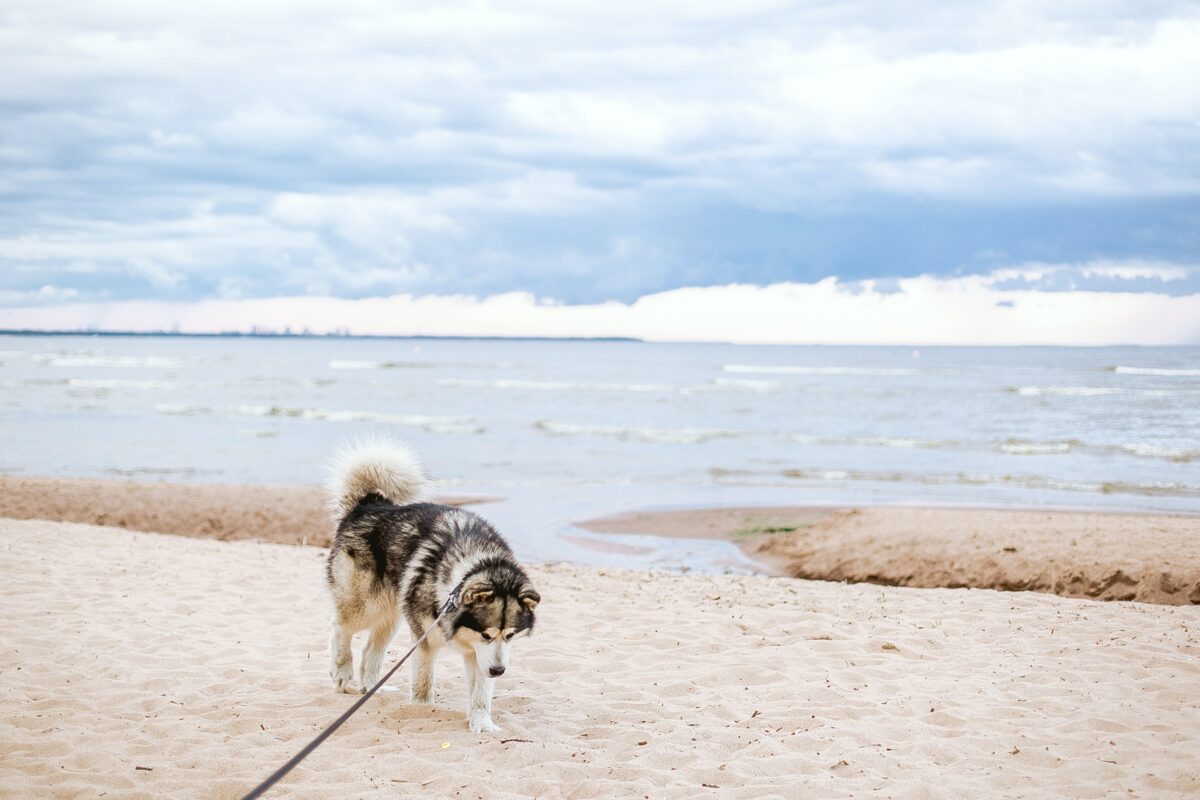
[{"x1": 489, "y1": 666, "x2": 505, "y2": 677}]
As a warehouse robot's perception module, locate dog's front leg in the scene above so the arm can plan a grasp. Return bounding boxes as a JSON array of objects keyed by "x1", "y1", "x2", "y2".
[
  {"x1": 461, "y1": 651, "x2": 500, "y2": 733},
  {"x1": 358, "y1": 619, "x2": 398, "y2": 693},
  {"x1": 410, "y1": 641, "x2": 436, "y2": 703}
]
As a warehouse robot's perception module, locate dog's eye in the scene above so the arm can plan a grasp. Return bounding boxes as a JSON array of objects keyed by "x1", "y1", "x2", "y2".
[{"x1": 480, "y1": 633, "x2": 493, "y2": 643}]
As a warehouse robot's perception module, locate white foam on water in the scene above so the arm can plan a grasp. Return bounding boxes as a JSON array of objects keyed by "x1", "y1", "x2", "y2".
[
  {"x1": 1014, "y1": 385, "x2": 1200, "y2": 397},
  {"x1": 155, "y1": 403, "x2": 208, "y2": 415},
  {"x1": 155, "y1": 403, "x2": 484, "y2": 433},
  {"x1": 1117, "y1": 443, "x2": 1200, "y2": 463},
  {"x1": 328, "y1": 359, "x2": 430, "y2": 369},
  {"x1": 710, "y1": 378, "x2": 781, "y2": 392},
  {"x1": 438, "y1": 378, "x2": 673, "y2": 393},
  {"x1": 68, "y1": 378, "x2": 177, "y2": 390},
  {"x1": 793, "y1": 434, "x2": 952, "y2": 450},
  {"x1": 535, "y1": 420, "x2": 744, "y2": 444},
  {"x1": 1014, "y1": 386, "x2": 1122, "y2": 396},
  {"x1": 724, "y1": 364, "x2": 917, "y2": 376},
  {"x1": 35, "y1": 354, "x2": 182, "y2": 368},
  {"x1": 999, "y1": 440, "x2": 1074, "y2": 455},
  {"x1": 1112, "y1": 366, "x2": 1200, "y2": 376}
]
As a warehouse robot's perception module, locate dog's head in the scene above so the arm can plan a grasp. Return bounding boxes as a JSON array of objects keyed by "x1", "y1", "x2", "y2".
[{"x1": 453, "y1": 569, "x2": 539, "y2": 678}]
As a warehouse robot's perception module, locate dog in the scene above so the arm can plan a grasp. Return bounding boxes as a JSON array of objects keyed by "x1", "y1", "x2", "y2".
[{"x1": 324, "y1": 437, "x2": 540, "y2": 733}]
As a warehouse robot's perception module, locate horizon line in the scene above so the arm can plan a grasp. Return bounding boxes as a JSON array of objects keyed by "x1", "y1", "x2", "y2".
[{"x1": 2, "y1": 329, "x2": 1195, "y2": 349}]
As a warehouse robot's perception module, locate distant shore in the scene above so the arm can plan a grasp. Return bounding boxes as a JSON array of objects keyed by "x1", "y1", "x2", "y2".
[{"x1": 0, "y1": 329, "x2": 644, "y2": 342}]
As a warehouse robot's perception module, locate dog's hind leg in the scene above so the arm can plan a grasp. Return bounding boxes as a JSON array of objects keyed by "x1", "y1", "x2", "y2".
[
  {"x1": 358, "y1": 616, "x2": 399, "y2": 692},
  {"x1": 409, "y1": 641, "x2": 436, "y2": 703},
  {"x1": 327, "y1": 550, "x2": 364, "y2": 693},
  {"x1": 329, "y1": 620, "x2": 356, "y2": 694},
  {"x1": 461, "y1": 650, "x2": 500, "y2": 733}
]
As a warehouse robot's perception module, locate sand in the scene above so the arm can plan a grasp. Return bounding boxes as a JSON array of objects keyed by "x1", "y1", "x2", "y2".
[
  {"x1": 579, "y1": 506, "x2": 1200, "y2": 605},
  {"x1": 0, "y1": 475, "x2": 486, "y2": 548},
  {"x1": 3, "y1": 518, "x2": 1199, "y2": 799}
]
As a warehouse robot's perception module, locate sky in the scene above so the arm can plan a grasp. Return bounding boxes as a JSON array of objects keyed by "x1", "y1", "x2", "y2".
[{"x1": 2, "y1": 1, "x2": 1200, "y2": 343}]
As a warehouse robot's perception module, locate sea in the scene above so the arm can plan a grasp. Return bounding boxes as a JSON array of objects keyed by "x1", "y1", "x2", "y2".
[{"x1": 2, "y1": 334, "x2": 1198, "y2": 571}]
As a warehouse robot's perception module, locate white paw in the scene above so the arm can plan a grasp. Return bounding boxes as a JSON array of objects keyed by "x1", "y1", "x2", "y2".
[
  {"x1": 331, "y1": 667, "x2": 357, "y2": 693},
  {"x1": 410, "y1": 691, "x2": 434, "y2": 704},
  {"x1": 468, "y1": 714, "x2": 501, "y2": 734}
]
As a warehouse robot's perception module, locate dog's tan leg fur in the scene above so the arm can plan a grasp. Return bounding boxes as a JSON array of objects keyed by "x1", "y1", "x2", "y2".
[
  {"x1": 410, "y1": 641, "x2": 437, "y2": 703},
  {"x1": 329, "y1": 622, "x2": 356, "y2": 693},
  {"x1": 358, "y1": 616, "x2": 399, "y2": 692}
]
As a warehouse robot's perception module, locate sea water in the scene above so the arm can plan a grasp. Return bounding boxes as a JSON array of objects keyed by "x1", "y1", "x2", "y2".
[{"x1": 2, "y1": 335, "x2": 1197, "y2": 569}]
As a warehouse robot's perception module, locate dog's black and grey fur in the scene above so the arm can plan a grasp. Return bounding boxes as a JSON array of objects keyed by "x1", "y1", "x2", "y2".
[{"x1": 325, "y1": 438, "x2": 539, "y2": 733}]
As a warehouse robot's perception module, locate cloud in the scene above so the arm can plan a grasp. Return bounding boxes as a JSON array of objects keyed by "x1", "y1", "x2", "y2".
[
  {"x1": 4, "y1": 266, "x2": 1198, "y2": 345},
  {"x1": 0, "y1": 285, "x2": 81, "y2": 305},
  {"x1": 0, "y1": 1, "x2": 1198, "y2": 307}
]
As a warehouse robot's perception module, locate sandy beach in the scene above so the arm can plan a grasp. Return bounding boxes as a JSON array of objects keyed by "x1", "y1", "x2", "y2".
[
  {"x1": 580, "y1": 506, "x2": 1200, "y2": 605},
  {"x1": 2, "y1": 513, "x2": 1199, "y2": 798}
]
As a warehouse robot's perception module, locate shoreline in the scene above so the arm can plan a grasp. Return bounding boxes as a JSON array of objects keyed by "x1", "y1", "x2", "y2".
[
  {"x1": 4, "y1": 474, "x2": 1198, "y2": 604},
  {"x1": 578, "y1": 505, "x2": 1200, "y2": 605},
  {"x1": 0, "y1": 475, "x2": 489, "y2": 548}
]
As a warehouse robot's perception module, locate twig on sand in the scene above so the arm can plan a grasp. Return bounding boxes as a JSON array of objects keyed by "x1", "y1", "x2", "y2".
[{"x1": 499, "y1": 738, "x2": 533, "y2": 744}]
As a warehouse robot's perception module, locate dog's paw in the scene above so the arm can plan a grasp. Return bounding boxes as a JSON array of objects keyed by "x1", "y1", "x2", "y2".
[
  {"x1": 468, "y1": 714, "x2": 501, "y2": 734},
  {"x1": 331, "y1": 668, "x2": 357, "y2": 694}
]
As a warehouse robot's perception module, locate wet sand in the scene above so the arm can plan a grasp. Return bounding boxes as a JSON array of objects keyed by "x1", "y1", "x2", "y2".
[
  {"x1": 578, "y1": 505, "x2": 1200, "y2": 605},
  {"x1": 0, "y1": 475, "x2": 487, "y2": 548}
]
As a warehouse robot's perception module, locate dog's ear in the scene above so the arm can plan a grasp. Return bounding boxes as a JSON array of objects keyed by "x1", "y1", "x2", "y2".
[
  {"x1": 519, "y1": 586, "x2": 540, "y2": 611},
  {"x1": 461, "y1": 579, "x2": 494, "y2": 607}
]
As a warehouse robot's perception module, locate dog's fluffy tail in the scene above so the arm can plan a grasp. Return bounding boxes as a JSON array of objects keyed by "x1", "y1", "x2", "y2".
[{"x1": 327, "y1": 436, "x2": 425, "y2": 520}]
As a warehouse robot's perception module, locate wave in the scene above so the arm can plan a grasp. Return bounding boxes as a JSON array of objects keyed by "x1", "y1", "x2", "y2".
[
  {"x1": 534, "y1": 420, "x2": 743, "y2": 444},
  {"x1": 1013, "y1": 386, "x2": 1121, "y2": 397},
  {"x1": 1116, "y1": 443, "x2": 1200, "y2": 463},
  {"x1": 34, "y1": 354, "x2": 182, "y2": 368},
  {"x1": 438, "y1": 378, "x2": 673, "y2": 393},
  {"x1": 154, "y1": 404, "x2": 210, "y2": 416},
  {"x1": 1011, "y1": 385, "x2": 1200, "y2": 397},
  {"x1": 329, "y1": 359, "x2": 430, "y2": 370},
  {"x1": 710, "y1": 378, "x2": 781, "y2": 392},
  {"x1": 792, "y1": 432, "x2": 1196, "y2": 463},
  {"x1": 780, "y1": 467, "x2": 1200, "y2": 498},
  {"x1": 998, "y1": 439, "x2": 1075, "y2": 455},
  {"x1": 793, "y1": 434, "x2": 953, "y2": 450},
  {"x1": 67, "y1": 378, "x2": 178, "y2": 390},
  {"x1": 724, "y1": 364, "x2": 916, "y2": 376},
  {"x1": 155, "y1": 403, "x2": 483, "y2": 434},
  {"x1": 1110, "y1": 366, "x2": 1200, "y2": 377}
]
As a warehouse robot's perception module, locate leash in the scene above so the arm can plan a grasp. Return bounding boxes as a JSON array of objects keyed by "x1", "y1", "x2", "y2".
[{"x1": 240, "y1": 579, "x2": 466, "y2": 800}]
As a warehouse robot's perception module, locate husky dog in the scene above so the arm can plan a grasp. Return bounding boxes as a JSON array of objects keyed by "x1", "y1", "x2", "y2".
[{"x1": 324, "y1": 438, "x2": 539, "y2": 733}]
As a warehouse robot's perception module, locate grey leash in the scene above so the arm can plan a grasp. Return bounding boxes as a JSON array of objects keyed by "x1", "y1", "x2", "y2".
[{"x1": 240, "y1": 579, "x2": 466, "y2": 800}]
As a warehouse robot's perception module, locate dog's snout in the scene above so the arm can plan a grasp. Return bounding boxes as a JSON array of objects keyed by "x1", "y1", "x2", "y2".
[{"x1": 489, "y1": 666, "x2": 505, "y2": 677}]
